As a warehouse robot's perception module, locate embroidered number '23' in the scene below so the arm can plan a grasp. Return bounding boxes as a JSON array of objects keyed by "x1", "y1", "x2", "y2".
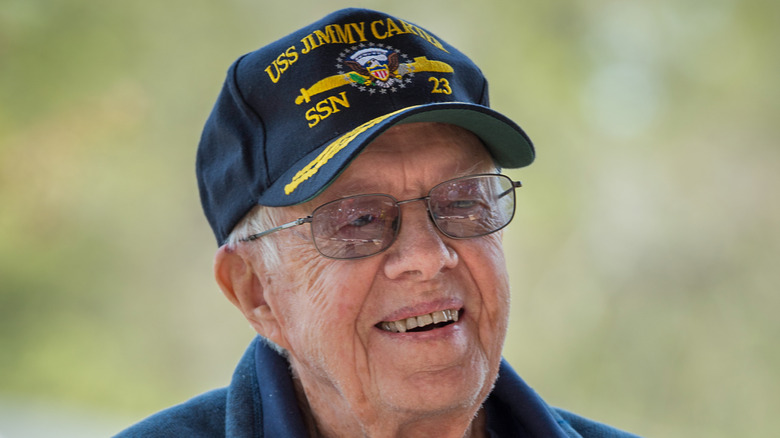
[{"x1": 428, "y1": 77, "x2": 452, "y2": 94}]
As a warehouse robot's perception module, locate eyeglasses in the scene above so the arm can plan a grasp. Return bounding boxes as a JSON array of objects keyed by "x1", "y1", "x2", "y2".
[{"x1": 241, "y1": 174, "x2": 522, "y2": 260}]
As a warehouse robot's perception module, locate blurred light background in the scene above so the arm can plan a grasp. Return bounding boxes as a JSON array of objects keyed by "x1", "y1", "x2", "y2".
[{"x1": 1, "y1": 0, "x2": 778, "y2": 437}]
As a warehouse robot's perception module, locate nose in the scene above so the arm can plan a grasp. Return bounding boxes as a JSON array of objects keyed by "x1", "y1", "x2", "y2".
[{"x1": 382, "y1": 200, "x2": 458, "y2": 280}]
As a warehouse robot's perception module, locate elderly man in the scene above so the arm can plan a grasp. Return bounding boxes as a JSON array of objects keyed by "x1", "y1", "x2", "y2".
[{"x1": 118, "y1": 8, "x2": 639, "y2": 438}]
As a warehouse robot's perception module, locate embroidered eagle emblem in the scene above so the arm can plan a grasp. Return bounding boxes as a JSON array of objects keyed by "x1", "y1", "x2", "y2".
[{"x1": 344, "y1": 49, "x2": 401, "y2": 86}]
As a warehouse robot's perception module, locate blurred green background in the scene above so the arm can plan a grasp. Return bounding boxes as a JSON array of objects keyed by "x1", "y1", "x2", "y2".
[{"x1": 1, "y1": 0, "x2": 778, "y2": 436}]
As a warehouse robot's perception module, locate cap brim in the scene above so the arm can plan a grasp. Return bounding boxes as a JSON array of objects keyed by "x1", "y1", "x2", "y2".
[{"x1": 257, "y1": 102, "x2": 534, "y2": 207}]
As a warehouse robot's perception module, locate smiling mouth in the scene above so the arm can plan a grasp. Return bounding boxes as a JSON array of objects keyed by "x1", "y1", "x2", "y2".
[{"x1": 377, "y1": 309, "x2": 461, "y2": 333}]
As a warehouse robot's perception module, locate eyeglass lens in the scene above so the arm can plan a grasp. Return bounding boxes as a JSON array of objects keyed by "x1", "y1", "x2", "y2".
[{"x1": 310, "y1": 174, "x2": 516, "y2": 259}]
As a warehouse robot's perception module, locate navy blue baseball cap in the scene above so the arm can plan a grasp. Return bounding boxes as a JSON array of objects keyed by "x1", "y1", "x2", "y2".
[{"x1": 197, "y1": 8, "x2": 535, "y2": 245}]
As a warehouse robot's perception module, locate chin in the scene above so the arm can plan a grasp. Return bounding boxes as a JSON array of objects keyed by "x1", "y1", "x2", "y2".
[{"x1": 378, "y1": 364, "x2": 491, "y2": 417}]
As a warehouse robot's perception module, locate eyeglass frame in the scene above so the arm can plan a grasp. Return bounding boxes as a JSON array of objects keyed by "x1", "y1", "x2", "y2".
[{"x1": 240, "y1": 173, "x2": 522, "y2": 260}]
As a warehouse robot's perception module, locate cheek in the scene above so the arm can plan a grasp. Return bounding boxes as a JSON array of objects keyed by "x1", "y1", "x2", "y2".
[
  {"x1": 264, "y1": 236, "x2": 328, "y2": 344},
  {"x1": 274, "y1": 242, "x2": 377, "y2": 350},
  {"x1": 272, "y1": 252, "x2": 384, "y2": 388},
  {"x1": 463, "y1": 233, "x2": 509, "y2": 294},
  {"x1": 459, "y1": 234, "x2": 511, "y2": 351},
  {"x1": 484, "y1": 236, "x2": 511, "y2": 307}
]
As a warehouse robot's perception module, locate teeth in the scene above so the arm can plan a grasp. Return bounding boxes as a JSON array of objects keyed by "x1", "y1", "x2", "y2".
[{"x1": 379, "y1": 309, "x2": 460, "y2": 333}]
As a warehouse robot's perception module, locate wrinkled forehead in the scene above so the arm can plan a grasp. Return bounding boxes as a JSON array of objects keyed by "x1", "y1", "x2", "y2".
[{"x1": 327, "y1": 123, "x2": 494, "y2": 197}]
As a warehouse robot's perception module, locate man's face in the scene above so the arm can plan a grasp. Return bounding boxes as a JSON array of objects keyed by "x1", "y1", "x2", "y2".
[{"x1": 259, "y1": 123, "x2": 511, "y2": 430}]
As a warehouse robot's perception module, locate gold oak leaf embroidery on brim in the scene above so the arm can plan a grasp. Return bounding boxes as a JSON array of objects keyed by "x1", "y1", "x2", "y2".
[{"x1": 284, "y1": 106, "x2": 419, "y2": 195}]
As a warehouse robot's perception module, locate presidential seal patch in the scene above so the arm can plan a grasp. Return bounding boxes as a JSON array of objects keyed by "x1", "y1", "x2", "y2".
[
  {"x1": 342, "y1": 45, "x2": 407, "y2": 89},
  {"x1": 295, "y1": 43, "x2": 454, "y2": 105}
]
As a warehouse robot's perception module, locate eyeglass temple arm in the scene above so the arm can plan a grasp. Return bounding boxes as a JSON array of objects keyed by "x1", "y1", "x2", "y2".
[
  {"x1": 498, "y1": 180, "x2": 522, "y2": 199},
  {"x1": 241, "y1": 216, "x2": 313, "y2": 242}
]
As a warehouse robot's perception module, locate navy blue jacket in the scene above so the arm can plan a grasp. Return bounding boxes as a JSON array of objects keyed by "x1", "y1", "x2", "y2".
[{"x1": 116, "y1": 337, "x2": 640, "y2": 437}]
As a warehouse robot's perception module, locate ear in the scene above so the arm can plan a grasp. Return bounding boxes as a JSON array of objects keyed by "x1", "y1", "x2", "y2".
[{"x1": 214, "y1": 245, "x2": 287, "y2": 348}]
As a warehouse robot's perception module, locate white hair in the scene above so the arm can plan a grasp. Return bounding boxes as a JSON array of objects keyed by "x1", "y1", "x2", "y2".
[{"x1": 224, "y1": 205, "x2": 287, "y2": 270}]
